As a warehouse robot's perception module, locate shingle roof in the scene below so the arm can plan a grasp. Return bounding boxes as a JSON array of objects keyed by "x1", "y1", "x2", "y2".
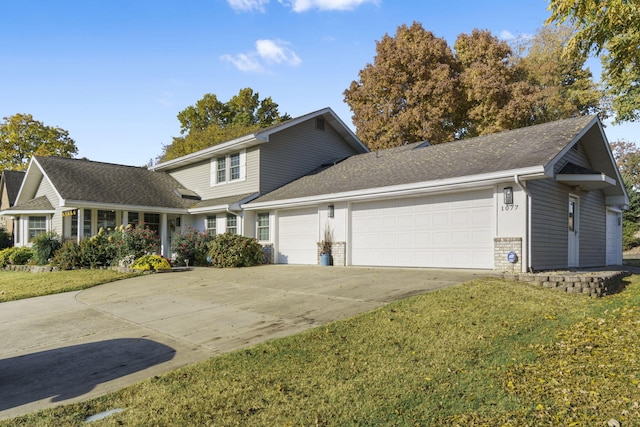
[
  {"x1": 2, "y1": 170, "x2": 26, "y2": 206},
  {"x1": 252, "y1": 115, "x2": 597, "y2": 203},
  {"x1": 9, "y1": 195, "x2": 53, "y2": 211},
  {"x1": 35, "y1": 157, "x2": 198, "y2": 209}
]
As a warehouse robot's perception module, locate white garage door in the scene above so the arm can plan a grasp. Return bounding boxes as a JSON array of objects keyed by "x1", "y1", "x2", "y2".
[
  {"x1": 352, "y1": 190, "x2": 494, "y2": 268},
  {"x1": 277, "y1": 207, "x2": 318, "y2": 264}
]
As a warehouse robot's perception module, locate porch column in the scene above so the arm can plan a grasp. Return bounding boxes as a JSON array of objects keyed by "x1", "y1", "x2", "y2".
[
  {"x1": 160, "y1": 213, "x2": 168, "y2": 257},
  {"x1": 77, "y1": 209, "x2": 84, "y2": 244},
  {"x1": 122, "y1": 211, "x2": 129, "y2": 228}
]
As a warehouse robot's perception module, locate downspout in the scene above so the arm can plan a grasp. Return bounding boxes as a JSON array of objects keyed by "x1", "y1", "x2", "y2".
[{"x1": 514, "y1": 174, "x2": 533, "y2": 273}]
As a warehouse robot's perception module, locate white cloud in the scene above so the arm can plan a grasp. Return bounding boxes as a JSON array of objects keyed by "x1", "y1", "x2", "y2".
[
  {"x1": 220, "y1": 53, "x2": 265, "y2": 73},
  {"x1": 226, "y1": 0, "x2": 269, "y2": 12},
  {"x1": 278, "y1": 0, "x2": 378, "y2": 12},
  {"x1": 221, "y1": 39, "x2": 301, "y2": 73},
  {"x1": 500, "y1": 30, "x2": 515, "y2": 41},
  {"x1": 256, "y1": 39, "x2": 301, "y2": 66},
  {"x1": 499, "y1": 30, "x2": 534, "y2": 42}
]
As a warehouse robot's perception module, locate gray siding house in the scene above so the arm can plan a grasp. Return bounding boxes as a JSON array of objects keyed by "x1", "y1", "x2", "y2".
[{"x1": 1, "y1": 109, "x2": 628, "y2": 272}]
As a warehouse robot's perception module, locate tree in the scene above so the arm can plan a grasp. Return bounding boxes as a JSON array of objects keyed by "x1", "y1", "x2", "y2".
[
  {"x1": 547, "y1": 0, "x2": 640, "y2": 122},
  {"x1": 0, "y1": 114, "x2": 78, "y2": 170},
  {"x1": 161, "y1": 88, "x2": 291, "y2": 162},
  {"x1": 510, "y1": 24, "x2": 603, "y2": 125},
  {"x1": 343, "y1": 22, "x2": 463, "y2": 150},
  {"x1": 609, "y1": 138, "x2": 640, "y2": 250}
]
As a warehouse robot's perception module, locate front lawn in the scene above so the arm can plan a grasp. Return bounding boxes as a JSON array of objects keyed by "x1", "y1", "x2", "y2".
[
  {"x1": 5, "y1": 274, "x2": 640, "y2": 426},
  {"x1": 0, "y1": 270, "x2": 140, "y2": 303}
]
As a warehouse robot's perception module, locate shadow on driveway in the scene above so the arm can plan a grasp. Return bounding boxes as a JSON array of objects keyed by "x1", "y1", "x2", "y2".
[{"x1": 0, "y1": 338, "x2": 175, "y2": 411}]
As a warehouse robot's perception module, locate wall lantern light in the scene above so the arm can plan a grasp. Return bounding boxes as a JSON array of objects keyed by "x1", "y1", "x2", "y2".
[
  {"x1": 328, "y1": 204, "x2": 335, "y2": 218},
  {"x1": 503, "y1": 187, "x2": 513, "y2": 205}
]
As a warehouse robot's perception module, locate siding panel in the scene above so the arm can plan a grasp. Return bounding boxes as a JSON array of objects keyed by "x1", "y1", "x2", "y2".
[
  {"x1": 260, "y1": 119, "x2": 360, "y2": 194},
  {"x1": 530, "y1": 179, "x2": 568, "y2": 270}
]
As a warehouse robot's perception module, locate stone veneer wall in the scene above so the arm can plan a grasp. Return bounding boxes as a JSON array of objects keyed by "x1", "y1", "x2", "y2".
[
  {"x1": 502, "y1": 271, "x2": 628, "y2": 297},
  {"x1": 494, "y1": 237, "x2": 522, "y2": 271},
  {"x1": 316, "y1": 242, "x2": 346, "y2": 266},
  {"x1": 262, "y1": 244, "x2": 274, "y2": 264}
]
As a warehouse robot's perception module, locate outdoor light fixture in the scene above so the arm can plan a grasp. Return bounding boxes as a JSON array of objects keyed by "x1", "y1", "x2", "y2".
[
  {"x1": 328, "y1": 204, "x2": 335, "y2": 218},
  {"x1": 503, "y1": 187, "x2": 513, "y2": 205}
]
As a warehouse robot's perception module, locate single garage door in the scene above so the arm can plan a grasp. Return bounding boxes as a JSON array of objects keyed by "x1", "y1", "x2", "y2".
[
  {"x1": 277, "y1": 207, "x2": 318, "y2": 264},
  {"x1": 351, "y1": 190, "x2": 494, "y2": 268}
]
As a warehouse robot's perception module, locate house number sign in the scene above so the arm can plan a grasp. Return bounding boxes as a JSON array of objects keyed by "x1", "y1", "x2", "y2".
[{"x1": 501, "y1": 205, "x2": 519, "y2": 211}]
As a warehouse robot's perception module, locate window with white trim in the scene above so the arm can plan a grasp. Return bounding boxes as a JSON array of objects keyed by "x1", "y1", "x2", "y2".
[
  {"x1": 28, "y1": 216, "x2": 47, "y2": 240},
  {"x1": 226, "y1": 214, "x2": 237, "y2": 234},
  {"x1": 257, "y1": 213, "x2": 269, "y2": 241},
  {"x1": 211, "y1": 151, "x2": 246, "y2": 185},
  {"x1": 206, "y1": 215, "x2": 216, "y2": 236}
]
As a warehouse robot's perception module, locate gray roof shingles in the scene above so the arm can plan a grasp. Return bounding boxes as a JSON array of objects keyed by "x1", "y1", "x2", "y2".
[
  {"x1": 3, "y1": 170, "x2": 26, "y2": 206},
  {"x1": 35, "y1": 157, "x2": 198, "y2": 209},
  {"x1": 252, "y1": 115, "x2": 596, "y2": 203}
]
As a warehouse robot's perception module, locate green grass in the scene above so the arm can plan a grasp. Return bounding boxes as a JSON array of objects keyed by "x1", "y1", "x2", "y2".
[
  {"x1": 0, "y1": 270, "x2": 140, "y2": 303},
  {"x1": 5, "y1": 276, "x2": 640, "y2": 426}
]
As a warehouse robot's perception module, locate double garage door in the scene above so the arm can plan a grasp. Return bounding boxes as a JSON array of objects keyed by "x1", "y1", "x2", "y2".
[
  {"x1": 351, "y1": 190, "x2": 494, "y2": 269},
  {"x1": 277, "y1": 189, "x2": 494, "y2": 269}
]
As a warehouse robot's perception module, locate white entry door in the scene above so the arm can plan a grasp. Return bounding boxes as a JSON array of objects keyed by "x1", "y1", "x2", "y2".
[{"x1": 568, "y1": 196, "x2": 579, "y2": 267}]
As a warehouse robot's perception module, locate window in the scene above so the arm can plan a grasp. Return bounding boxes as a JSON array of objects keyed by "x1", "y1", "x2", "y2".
[
  {"x1": 28, "y1": 216, "x2": 46, "y2": 240},
  {"x1": 316, "y1": 117, "x2": 325, "y2": 130},
  {"x1": 230, "y1": 153, "x2": 240, "y2": 180},
  {"x1": 212, "y1": 151, "x2": 245, "y2": 185},
  {"x1": 97, "y1": 210, "x2": 116, "y2": 231},
  {"x1": 216, "y1": 157, "x2": 226, "y2": 183},
  {"x1": 206, "y1": 216, "x2": 216, "y2": 236},
  {"x1": 144, "y1": 213, "x2": 160, "y2": 235},
  {"x1": 83, "y1": 209, "x2": 92, "y2": 237},
  {"x1": 226, "y1": 214, "x2": 237, "y2": 235},
  {"x1": 128, "y1": 212, "x2": 139, "y2": 227},
  {"x1": 257, "y1": 213, "x2": 269, "y2": 241}
]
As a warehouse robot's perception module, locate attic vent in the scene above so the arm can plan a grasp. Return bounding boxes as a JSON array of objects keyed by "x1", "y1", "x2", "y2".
[
  {"x1": 174, "y1": 188, "x2": 201, "y2": 201},
  {"x1": 572, "y1": 141, "x2": 581, "y2": 151},
  {"x1": 316, "y1": 117, "x2": 325, "y2": 131}
]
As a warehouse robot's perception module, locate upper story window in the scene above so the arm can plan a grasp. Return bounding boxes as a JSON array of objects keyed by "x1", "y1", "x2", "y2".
[{"x1": 212, "y1": 151, "x2": 246, "y2": 186}]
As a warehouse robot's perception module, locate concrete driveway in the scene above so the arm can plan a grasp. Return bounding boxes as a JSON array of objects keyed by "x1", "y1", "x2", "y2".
[{"x1": 0, "y1": 265, "x2": 491, "y2": 420}]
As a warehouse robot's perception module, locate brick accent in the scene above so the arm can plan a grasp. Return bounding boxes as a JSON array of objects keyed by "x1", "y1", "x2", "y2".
[
  {"x1": 494, "y1": 237, "x2": 522, "y2": 271},
  {"x1": 316, "y1": 241, "x2": 346, "y2": 266}
]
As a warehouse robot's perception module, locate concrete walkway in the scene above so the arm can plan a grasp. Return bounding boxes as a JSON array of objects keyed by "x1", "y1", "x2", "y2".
[{"x1": 0, "y1": 265, "x2": 491, "y2": 420}]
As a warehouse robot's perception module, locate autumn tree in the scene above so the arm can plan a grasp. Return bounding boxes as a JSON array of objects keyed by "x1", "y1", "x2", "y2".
[
  {"x1": 609, "y1": 138, "x2": 640, "y2": 249},
  {"x1": 161, "y1": 88, "x2": 290, "y2": 161},
  {"x1": 0, "y1": 114, "x2": 77, "y2": 171},
  {"x1": 344, "y1": 22, "x2": 463, "y2": 150},
  {"x1": 547, "y1": 0, "x2": 640, "y2": 122}
]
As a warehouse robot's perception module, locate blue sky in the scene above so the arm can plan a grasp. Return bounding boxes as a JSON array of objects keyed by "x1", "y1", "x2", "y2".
[{"x1": 1, "y1": 0, "x2": 637, "y2": 166}]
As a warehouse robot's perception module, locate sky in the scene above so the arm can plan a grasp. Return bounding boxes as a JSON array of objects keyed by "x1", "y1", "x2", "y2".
[{"x1": 1, "y1": 0, "x2": 637, "y2": 166}]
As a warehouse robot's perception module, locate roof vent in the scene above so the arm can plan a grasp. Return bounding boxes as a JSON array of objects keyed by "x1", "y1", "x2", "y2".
[{"x1": 316, "y1": 117, "x2": 325, "y2": 131}]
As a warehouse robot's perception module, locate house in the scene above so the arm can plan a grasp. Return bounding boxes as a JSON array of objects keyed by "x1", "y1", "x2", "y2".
[
  {"x1": 0, "y1": 170, "x2": 26, "y2": 239},
  {"x1": 0, "y1": 109, "x2": 628, "y2": 272}
]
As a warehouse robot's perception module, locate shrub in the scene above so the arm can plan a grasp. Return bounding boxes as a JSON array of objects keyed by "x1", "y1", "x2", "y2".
[
  {"x1": 31, "y1": 232, "x2": 62, "y2": 265},
  {"x1": 172, "y1": 227, "x2": 215, "y2": 266},
  {"x1": 0, "y1": 227, "x2": 11, "y2": 250},
  {"x1": 121, "y1": 224, "x2": 160, "y2": 259},
  {"x1": 131, "y1": 254, "x2": 171, "y2": 271},
  {"x1": 51, "y1": 240, "x2": 82, "y2": 270},
  {"x1": 207, "y1": 233, "x2": 263, "y2": 268},
  {"x1": 0, "y1": 246, "x2": 33, "y2": 267}
]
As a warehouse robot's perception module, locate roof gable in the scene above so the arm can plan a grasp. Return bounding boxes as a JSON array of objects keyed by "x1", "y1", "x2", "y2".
[
  {"x1": 249, "y1": 115, "x2": 626, "y2": 205},
  {"x1": 29, "y1": 157, "x2": 198, "y2": 210},
  {"x1": 1, "y1": 170, "x2": 26, "y2": 207}
]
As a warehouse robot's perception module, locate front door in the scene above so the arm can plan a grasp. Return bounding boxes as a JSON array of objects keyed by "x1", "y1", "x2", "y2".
[{"x1": 568, "y1": 196, "x2": 579, "y2": 267}]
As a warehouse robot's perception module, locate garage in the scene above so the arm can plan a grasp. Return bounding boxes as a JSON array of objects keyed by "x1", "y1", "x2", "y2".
[
  {"x1": 351, "y1": 189, "x2": 494, "y2": 268},
  {"x1": 277, "y1": 207, "x2": 319, "y2": 264}
]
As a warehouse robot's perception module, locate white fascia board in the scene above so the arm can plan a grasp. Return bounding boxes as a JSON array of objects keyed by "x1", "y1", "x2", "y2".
[
  {"x1": 556, "y1": 173, "x2": 616, "y2": 187},
  {"x1": 62, "y1": 200, "x2": 188, "y2": 214},
  {"x1": 1, "y1": 209, "x2": 55, "y2": 215},
  {"x1": 153, "y1": 134, "x2": 264, "y2": 171},
  {"x1": 243, "y1": 166, "x2": 546, "y2": 210},
  {"x1": 188, "y1": 204, "x2": 230, "y2": 214}
]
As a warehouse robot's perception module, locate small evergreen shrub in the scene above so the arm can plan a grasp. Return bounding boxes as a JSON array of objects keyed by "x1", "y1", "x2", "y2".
[
  {"x1": 51, "y1": 240, "x2": 82, "y2": 270},
  {"x1": 0, "y1": 227, "x2": 11, "y2": 250},
  {"x1": 172, "y1": 227, "x2": 215, "y2": 266},
  {"x1": 207, "y1": 233, "x2": 263, "y2": 268},
  {"x1": 31, "y1": 232, "x2": 62, "y2": 265},
  {"x1": 131, "y1": 254, "x2": 171, "y2": 271},
  {"x1": 0, "y1": 246, "x2": 33, "y2": 267}
]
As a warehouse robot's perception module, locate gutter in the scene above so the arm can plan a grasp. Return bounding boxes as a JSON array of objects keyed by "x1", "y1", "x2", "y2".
[{"x1": 514, "y1": 174, "x2": 533, "y2": 273}]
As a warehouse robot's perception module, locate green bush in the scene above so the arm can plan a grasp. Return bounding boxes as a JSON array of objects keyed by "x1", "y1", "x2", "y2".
[
  {"x1": 0, "y1": 227, "x2": 11, "y2": 250},
  {"x1": 172, "y1": 227, "x2": 215, "y2": 266},
  {"x1": 131, "y1": 254, "x2": 171, "y2": 271},
  {"x1": 207, "y1": 233, "x2": 263, "y2": 268},
  {"x1": 31, "y1": 231, "x2": 62, "y2": 265},
  {"x1": 51, "y1": 240, "x2": 82, "y2": 270},
  {"x1": 623, "y1": 218, "x2": 640, "y2": 251},
  {"x1": 0, "y1": 246, "x2": 33, "y2": 267}
]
